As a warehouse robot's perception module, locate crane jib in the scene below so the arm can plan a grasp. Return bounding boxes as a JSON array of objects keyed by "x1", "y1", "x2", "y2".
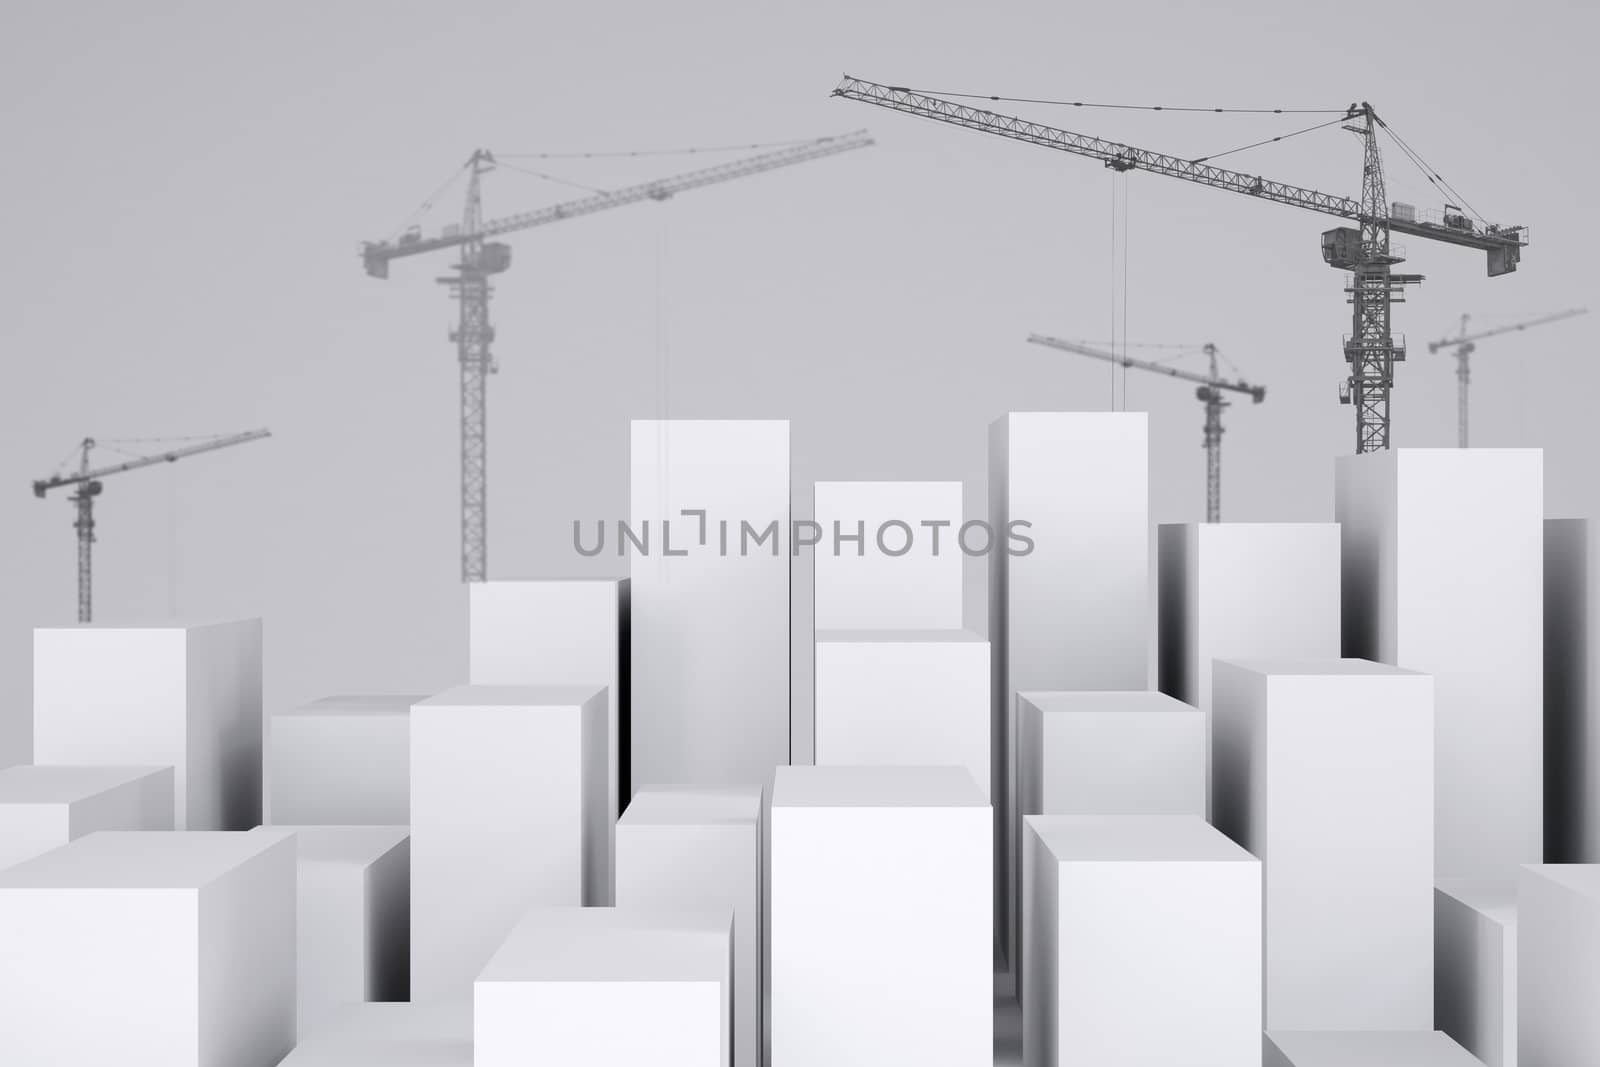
[
  {"x1": 361, "y1": 131, "x2": 874, "y2": 272},
  {"x1": 832, "y1": 77, "x2": 1524, "y2": 257}
]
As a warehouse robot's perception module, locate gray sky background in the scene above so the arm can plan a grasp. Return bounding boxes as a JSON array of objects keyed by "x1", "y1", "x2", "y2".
[{"x1": 2, "y1": 0, "x2": 1595, "y2": 765}]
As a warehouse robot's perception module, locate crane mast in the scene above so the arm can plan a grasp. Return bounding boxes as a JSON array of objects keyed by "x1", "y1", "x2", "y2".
[
  {"x1": 444, "y1": 149, "x2": 503, "y2": 586},
  {"x1": 1340, "y1": 104, "x2": 1414, "y2": 454},
  {"x1": 32, "y1": 429, "x2": 271, "y2": 623},
  {"x1": 832, "y1": 77, "x2": 1526, "y2": 453},
  {"x1": 1426, "y1": 307, "x2": 1587, "y2": 447},
  {"x1": 1027, "y1": 334, "x2": 1264, "y2": 521},
  {"x1": 365, "y1": 131, "x2": 874, "y2": 582}
]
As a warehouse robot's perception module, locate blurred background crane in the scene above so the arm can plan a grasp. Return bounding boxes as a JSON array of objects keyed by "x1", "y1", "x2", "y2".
[
  {"x1": 32, "y1": 430, "x2": 271, "y2": 623},
  {"x1": 1427, "y1": 308, "x2": 1588, "y2": 447},
  {"x1": 362, "y1": 131, "x2": 874, "y2": 582},
  {"x1": 1027, "y1": 335, "x2": 1265, "y2": 521}
]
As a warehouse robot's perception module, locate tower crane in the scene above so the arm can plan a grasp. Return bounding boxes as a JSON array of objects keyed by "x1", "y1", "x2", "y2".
[
  {"x1": 362, "y1": 130, "x2": 874, "y2": 582},
  {"x1": 32, "y1": 430, "x2": 271, "y2": 623},
  {"x1": 1426, "y1": 308, "x2": 1587, "y2": 447},
  {"x1": 831, "y1": 77, "x2": 1528, "y2": 454},
  {"x1": 1027, "y1": 335, "x2": 1264, "y2": 522}
]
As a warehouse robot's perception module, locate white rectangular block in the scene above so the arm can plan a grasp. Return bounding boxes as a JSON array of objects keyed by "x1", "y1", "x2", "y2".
[
  {"x1": 990, "y1": 412, "x2": 1149, "y2": 973},
  {"x1": 253, "y1": 826, "x2": 410, "y2": 1037},
  {"x1": 1265, "y1": 1031, "x2": 1482, "y2": 1066},
  {"x1": 0, "y1": 764, "x2": 173, "y2": 870},
  {"x1": 771, "y1": 766, "x2": 990, "y2": 1067},
  {"x1": 813, "y1": 480, "x2": 963, "y2": 630},
  {"x1": 1518, "y1": 864, "x2": 1600, "y2": 1067},
  {"x1": 0, "y1": 830, "x2": 295, "y2": 1066},
  {"x1": 279, "y1": 1001, "x2": 472, "y2": 1066},
  {"x1": 33, "y1": 619, "x2": 263, "y2": 829},
  {"x1": 469, "y1": 578, "x2": 629, "y2": 899},
  {"x1": 814, "y1": 630, "x2": 990, "y2": 799},
  {"x1": 268, "y1": 695, "x2": 414, "y2": 826},
  {"x1": 1338, "y1": 449, "x2": 1542, "y2": 880},
  {"x1": 631, "y1": 420, "x2": 790, "y2": 787},
  {"x1": 1435, "y1": 879, "x2": 1517, "y2": 1067},
  {"x1": 475, "y1": 906, "x2": 733, "y2": 1067},
  {"x1": 1012, "y1": 690, "x2": 1203, "y2": 1004},
  {"x1": 1158, "y1": 522, "x2": 1341, "y2": 814},
  {"x1": 1022, "y1": 815, "x2": 1260, "y2": 1067},
  {"x1": 617, "y1": 786, "x2": 762, "y2": 1067},
  {"x1": 410, "y1": 684, "x2": 607, "y2": 1000},
  {"x1": 1213, "y1": 659, "x2": 1434, "y2": 1030},
  {"x1": 1544, "y1": 518, "x2": 1600, "y2": 862},
  {"x1": 1017, "y1": 691, "x2": 1204, "y2": 818}
]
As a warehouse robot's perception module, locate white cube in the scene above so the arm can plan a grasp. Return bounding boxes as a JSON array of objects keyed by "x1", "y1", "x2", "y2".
[
  {"x1": 267, "y1": 695, "x2": 414, "y2": 826},
  {"x1": 469, "y1": 577, "x2": 629, "y2": 900},
  {"x1": 1518, "y1": 863, "x2": 1600, "y2": 1066},
  {"x1": 1338, "y1": 449, "x2": 1542, "y2": 880},
  {"x1": 1023, "y1": 815, "x2": 1260, "y2": 1067},
  {"x1": 1157, "y1": 522, "x2": 1341, "y2": 814},
  {"x1": 0, "y1": 764, "x2": 173, "y2": 870},
  {"x1": 1017, "y1": 691, "x2": 1204, "y2": 817},
  {"x1": 771, "y1": 765, "x2": 990, "y2": 1067},
  {"x1": 990, "y1": 412, "x2": 1149, "y2": 977},
  {"x1": 814, "y1": 630, "x2": 989, "y2": 799},
  {"x1": 475, "y1": 906, "x2": 733, "y2": 1067},
  {"x1": 410, "y1": 684, "x2": 607, "y2": 1000},
  {"x1": 0, "y1": 830, "x2": 295, "y2": 1066},
  {"x1": 1544, "y1": 518, "x2": 1600, "y2": 862},
  {"x1": 617, "y1": 786, "x2": 762, "y2": 1067},
  {"x1": 278, "y1": 1001, "x2": 471, "y2": 1066},
  {"x1": 253, "y1": 826, "x2": 410, "y2": 1036},
  {"x1": 1265, "y1": 1031, "x2": 1482, "y2": 1066},
  {"x1": 1213, "y1": 659, "x2": 1434, "y2": 1030},
  {"x1": 33, "y1": 619, "x2": 263, "y2": 829},
  {"x1": 1435, "y1": 879, "x2": 1517, "y2": 1067},
  {"x1": 812, "y1": 480, "x2": 964, "y2": 631},
  {"x1": 631, "y1": 420, "x2": 790, "y2": 788}
]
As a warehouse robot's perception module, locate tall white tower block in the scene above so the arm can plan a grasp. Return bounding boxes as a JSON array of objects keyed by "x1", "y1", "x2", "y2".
[
  {"x1": 1518, "y1": 863, "x2": 1600, "y2": 1067},
  {"x1": 1158, "y1": 522, "x2": 1341, "y2": 813},
  {"x1": 1545, "y1": 518, "x2": 1600, "y2": 862},
  {"x1": 990, "y1": 412, "x2": 1148, "y2": 972},
  {"x1": 617, "y1": 786, "x2": 762, "y2": 1067},
  {"x1": 252, "y1": 826, "x2": 410, "y2": 1037},
  {"x1": 771, "y1": 765, "x2": 990, "y2": 1067},
  {"x1": 267, "y1": 695, "x2": 415, "y2": 826},
  {"x1": 1265, "y1": 1031, "x2": 1483, "y2": 1066},
  {"x1": 813, "y1": 631, "x2": 990, "y2": 798},
  {"x1": 630, "y1": 420, "x2": 790, "y2": 787},
  {"x1": 812, "y1": 480, "x2": 963, "y2": 631},
  {"x1": 410, "y1": 685, "x2": 607, "y2": 1000},
  {"x1": 468, "y1": 578, "x2": 630, "y2": 891},
  {"x1": 1022, "y1": 815, "x2": 1260, "y2": 1067},
  {"x1": 33, "y1": 619, "x2": 263, "y2": 830},
  {"x1": 0, "y1": 830, "x2": 295, "y2": 1066},
  {"x1": 0, "y1": 764, "x2": 173, "y2": 870},
  {"x1": 1213, "y1": 659, "x2": 1435, "y2": 1030},
  {"x1": 1337, "y1": 449, "x2": 1542, "y2": 880},
  {"x1": 279, "y1": 1002, "x2": 472, "y2": 1066},
  {"x1": 1435, "y1": 879, "x2": 1517, "y2": 1067},
  {"x1": 475, "y1": 906, "x2": 733, "y2": 1067}
]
